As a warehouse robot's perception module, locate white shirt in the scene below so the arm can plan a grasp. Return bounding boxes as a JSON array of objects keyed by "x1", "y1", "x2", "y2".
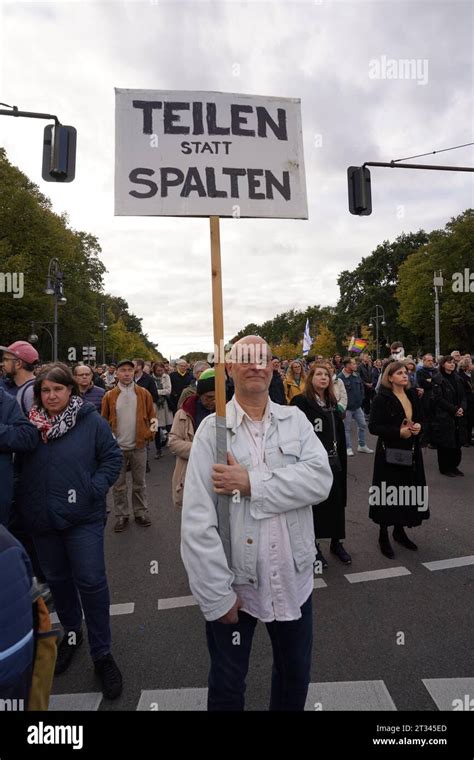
[{"x1": 232, "y1": 397, "x2": 314, "y2": 622}]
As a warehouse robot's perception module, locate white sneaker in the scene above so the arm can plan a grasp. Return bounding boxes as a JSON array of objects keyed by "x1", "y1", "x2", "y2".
[
  {"x1": 358, "y1": 445, "x2": 374, "y2": 453},
  {"x1": 346, "y1": 447, "x2": 354, "y2": 456}
]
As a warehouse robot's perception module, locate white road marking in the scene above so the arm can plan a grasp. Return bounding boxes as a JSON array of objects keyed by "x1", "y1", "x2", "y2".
[
  {"x1": 422, "y1": 555, "x2": 474, "y2": 572},
  {"x1": 158, "y1": 595, "x2": 198, "y2": 610},
  {"x1": 305, "y1": 680, "x2": 397, "y2": 711},
  {"x1": 137, "y1": 688, "x2": 207, "y2": 711},
  {"x1": 422, "y1": 678, "x2": 474, "y2": 710},
  {"x1": 345, "y1": 567, "x2": 411, "y2": 583},
  {"x1": 313, "y1": 578, "x2": 328, "y2": 589},
  {"x1": 48, "y1": 693, "x2": 102, "y2": 711},
  {"x1": 49, "y1": 602, "x2": 134, "y2": 626}
]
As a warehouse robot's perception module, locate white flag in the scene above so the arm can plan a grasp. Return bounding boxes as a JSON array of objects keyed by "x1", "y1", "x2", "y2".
[{"x1": 302, "y1": 319, "x2": 312, "y2": 356}]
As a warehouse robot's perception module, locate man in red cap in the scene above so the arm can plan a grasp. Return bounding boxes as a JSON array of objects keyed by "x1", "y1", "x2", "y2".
[{"x1": 0, "y1": 342, "x2": 39, "y2": 415}]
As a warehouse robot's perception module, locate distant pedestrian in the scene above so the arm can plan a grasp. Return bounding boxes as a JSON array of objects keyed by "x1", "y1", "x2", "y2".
[
  {"x1": 168, "y1": 369, "x2": 215, "y2": 508},
  {"x1": 269, "y1": 356, "x2": 286, "y2": 405},
  {"x1": 431, "y1": 355, "x2": 468, "y2": 476},
  {"x1": 101, "y1": 360, "x2": 156, "y2": 531},
  {"x1": 151, "y1": 361, "x2": 173, "y2": 458},
  {"x1": 73, "y1": 364, "x2": 105, "y2": 413},
  {"x1": 338, "y1": 358, "x2": 373, "y2": 456},
  {"x1": 368, "y1": 361, "x2": 428, "y2": 558},
  {"x1": 283, "y1": 360, "x2": 306, "y2": 403},
  {"x1": 291, "y1": 362, "x2": 350, "y2": 568}
]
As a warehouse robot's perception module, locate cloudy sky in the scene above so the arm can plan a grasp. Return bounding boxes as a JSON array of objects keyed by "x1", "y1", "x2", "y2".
[{"x1": 1, "y1": 0, "x2": 472, "y2": 358}]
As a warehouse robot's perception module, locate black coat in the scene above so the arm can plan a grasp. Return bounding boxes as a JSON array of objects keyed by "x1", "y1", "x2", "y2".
[
  {"x1": 269, "y1": 371, "x2": 286, "y2": 405},
  {"x1": 135, "y1": 372, "x2": 159, "y2": 404},
  {"x1": 457, "y1": 370, "x2": 474, "y2": 426},
  {"x1": 169, "y1": 371, "x2": 193, "y2": 413},
  {"x1": 291, "y1": 395, "x2": 347, "y2": 539},
  {"x1": 368, "y1": 386, "x2": 428, "y2": 527},
  {"x1": 431, "y1": 371, "x2": 468, "y2": 448}
]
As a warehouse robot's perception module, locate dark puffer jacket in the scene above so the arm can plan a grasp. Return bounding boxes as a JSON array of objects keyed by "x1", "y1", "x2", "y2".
[
  {"x1": 0, "y1": 387, "x2": 39, "y2": 527},
  {"x1": 17, "y1": 401, "x2": 122, "y2": 534}
]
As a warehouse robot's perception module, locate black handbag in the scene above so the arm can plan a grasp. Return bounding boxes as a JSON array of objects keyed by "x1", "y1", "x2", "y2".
[{"x1": 382, "y1": 440, "x2": 415, "y2": 467}]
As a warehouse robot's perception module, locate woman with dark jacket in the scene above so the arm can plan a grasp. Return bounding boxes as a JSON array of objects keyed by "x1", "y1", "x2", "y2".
[
  {"x1": 368, "y1": 361, "x2": 428, "y2": 558},
  {"x1": 431, "y1": 355, "x2": 468, "y2": 475},
  {"x1": 17, "y1": 363, "x2": 123, "y2": 699},
  {"x1": 457, "y1": 356, "x2": 474, "y2": 447},
  {"x1": 291, "y1": 362, "x2": 350, "y2": 568}
]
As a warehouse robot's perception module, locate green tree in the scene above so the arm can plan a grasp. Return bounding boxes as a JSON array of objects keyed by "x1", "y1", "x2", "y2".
[{"x1": 397, "y1": 210, "x2": 474, "y2": 353}]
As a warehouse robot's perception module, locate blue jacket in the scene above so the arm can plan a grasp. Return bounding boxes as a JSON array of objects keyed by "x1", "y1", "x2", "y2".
[
  {"x1": 17, "y1": 401, "x2": 123, "y2": 534},
  {"x1": 0, "y1": 525, "x2": 34, "y2": 688},
  {"x1": 83, "y1": 384, "x2": 105, "y2": 413},
  {"x1": 0, "y1": 387, "x2": 39, "y2": 527},
  {"x1": 337, "y1": 370, "x2": 365, "y2": 411}
]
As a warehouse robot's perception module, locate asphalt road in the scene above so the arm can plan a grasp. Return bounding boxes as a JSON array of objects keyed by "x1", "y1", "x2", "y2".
[{"x1": 47, "y1": 429, "x2": 474, "y2": 712}]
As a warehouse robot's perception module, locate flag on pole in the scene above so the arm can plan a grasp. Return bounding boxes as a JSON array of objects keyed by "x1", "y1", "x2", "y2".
[
  {"x1": 302, "y1": 319, "x2": 312, "y2": 356},
  {"x1": 348, "y1": 337, "x2": 368, "y2": 353}
]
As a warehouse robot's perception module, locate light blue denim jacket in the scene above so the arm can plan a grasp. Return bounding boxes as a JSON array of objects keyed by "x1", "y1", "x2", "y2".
[{"x1": 181, "y1": 398, "x2": 333, "y2": 621}]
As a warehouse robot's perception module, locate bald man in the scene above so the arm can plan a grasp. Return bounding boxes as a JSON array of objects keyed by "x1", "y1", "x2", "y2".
[{"x1": 181, "y1": 336, "x2": 333, "y2": 711}]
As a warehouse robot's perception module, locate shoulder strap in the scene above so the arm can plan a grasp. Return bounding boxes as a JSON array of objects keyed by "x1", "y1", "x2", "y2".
[{"x1": 18, "y1": 379, "x2": 35, "y2": 415}]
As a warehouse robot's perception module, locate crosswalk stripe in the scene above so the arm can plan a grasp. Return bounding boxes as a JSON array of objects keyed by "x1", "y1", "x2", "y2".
[
  {"x1": 305, "y1": 680, "x2": 397, "y2": 711},
  {"x1": 137, "y1": 688, "x2": 207, "y2": 711},
  {"x1": 136, "y1": 680, "x2": 398, "y2": 710},
  {"x1": 422, "y1": 555, "x2": 474, "y2": 572},
  {"x1": 422, "y1": 678, "x2": 474, "y2": 710},
  {"x1": 48, "y1": 692, "x2": 102, "y2": 711},
  {"x1": 313, "y1": 578, "x2": 327, "y2": 589},
  {"x1": 50, "y1": 602, "x2": 135, "y2": 626},
  {"x1": 345, "y1": 567, "x2": 411, "y2": 583},
  {"x1": 158, "y1": 595, "x2": 198, "y2": 610}
]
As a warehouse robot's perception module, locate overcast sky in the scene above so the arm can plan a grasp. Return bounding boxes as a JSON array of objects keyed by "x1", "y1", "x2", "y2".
[{"x1": 1, "y1": 0, "x2": 472, "y2": 358}]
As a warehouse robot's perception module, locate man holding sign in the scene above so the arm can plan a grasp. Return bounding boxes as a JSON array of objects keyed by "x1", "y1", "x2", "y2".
[{"x1": 181, "y1": 336, "x2": 333, "y2": 711}]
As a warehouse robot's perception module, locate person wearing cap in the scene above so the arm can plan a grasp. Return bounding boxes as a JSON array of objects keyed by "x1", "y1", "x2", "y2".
[
  {"x1": 101, "y1": 360, "x2": 156, "y2": 532},
  {"x1": 177, "y1": 360, "x2": 210, "y2": 409},
  {"x1": 268, "y1": 356, "x2": 287, "y2": 405},
  {"x1": 168, "y1": 369, "x2": 216, "y2": 509},
  {"x1": 0, "y1": 341, "x2": 39, "y2": 415},
  {"x1": 181, "y1": 336, "x2": 333, "y2": 711}
]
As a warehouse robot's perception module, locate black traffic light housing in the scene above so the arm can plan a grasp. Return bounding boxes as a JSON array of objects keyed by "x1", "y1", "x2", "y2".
[
  {"x1": 42, "y1": 124, "x2": 77, "y2": 182},
  {"x1": 347, "y1": 165, "x2": 372, "y2": 215}
]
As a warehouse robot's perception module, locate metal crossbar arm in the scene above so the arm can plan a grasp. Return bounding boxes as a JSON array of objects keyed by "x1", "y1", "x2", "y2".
[
  {"x1": 363, "y1": 161, "x2": 474, "y2": 172},
  {"x1": 0, "y1": 107, "x2": 59, "y2": 124}
]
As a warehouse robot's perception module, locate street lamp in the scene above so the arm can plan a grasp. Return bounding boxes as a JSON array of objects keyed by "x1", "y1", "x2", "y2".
[
  {"x1": 29, "y1": 321, "x2": 54, "y2": 361},
  {"x1": 45, "y1": 258, "x2": 67, "y2": 361},
  {"x1": 99, "y1": 303, "x2": 107, "y2": 365},
  {"x1": 368, "y1": 304, "x2": 387, "y2": 360},
  {"x1": 433, "y1": 271, "x2": 444, "y2": 360}
]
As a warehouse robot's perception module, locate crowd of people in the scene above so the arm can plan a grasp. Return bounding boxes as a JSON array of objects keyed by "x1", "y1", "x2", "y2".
[{"x1": 0, "y1": 336, "x2": 472, "y2": 711}]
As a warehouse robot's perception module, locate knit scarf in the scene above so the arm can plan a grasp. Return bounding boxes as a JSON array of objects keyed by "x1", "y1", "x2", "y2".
[{"x1": 29, "y1": 395, "x2": 83, "y2": 443}]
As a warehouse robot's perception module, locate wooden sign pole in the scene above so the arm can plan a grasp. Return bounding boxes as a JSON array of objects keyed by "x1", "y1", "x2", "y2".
[{"x1": 210, "y1": 215, "x2": 231, "y2": 564}]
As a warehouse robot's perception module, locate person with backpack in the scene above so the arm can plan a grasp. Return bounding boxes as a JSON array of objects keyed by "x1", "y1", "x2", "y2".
[{"x1": 0, "y1": 341, "x2": 39, "y2": 414}]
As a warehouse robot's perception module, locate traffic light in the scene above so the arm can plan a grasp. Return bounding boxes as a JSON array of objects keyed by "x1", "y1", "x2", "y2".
[
  {"x1": 347, "y1": 166, "x2": 372, "y2": 215},
  {"x1": 42, "y1": 124, "x2": 77, "y2": 182}
]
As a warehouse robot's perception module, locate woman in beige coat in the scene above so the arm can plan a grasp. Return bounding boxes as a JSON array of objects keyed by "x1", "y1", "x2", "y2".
[{"x1": 168, "y1": 369, "x2": 215, "y2": 508}]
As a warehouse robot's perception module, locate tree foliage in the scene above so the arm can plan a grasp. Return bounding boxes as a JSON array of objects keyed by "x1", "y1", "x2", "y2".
[{"x1": 0, "y1": 148, "x2": 160, "y2": 363}]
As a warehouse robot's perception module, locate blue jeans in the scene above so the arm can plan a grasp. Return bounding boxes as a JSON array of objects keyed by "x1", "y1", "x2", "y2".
[
  {"x1": 206, "y1": 594, "x2": 313, "y2": 711},
  {"x1": 33, "y1": 520, "x2": 111, "y2": 661},
  {"x1": 344, "y1": 407, "x2": 366, "y2": 448}
]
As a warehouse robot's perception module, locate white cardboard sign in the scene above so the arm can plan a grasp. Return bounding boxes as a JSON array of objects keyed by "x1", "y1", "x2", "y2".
[{"x1": 115, "y1": 89, "x2": 308, "y2": 219}]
